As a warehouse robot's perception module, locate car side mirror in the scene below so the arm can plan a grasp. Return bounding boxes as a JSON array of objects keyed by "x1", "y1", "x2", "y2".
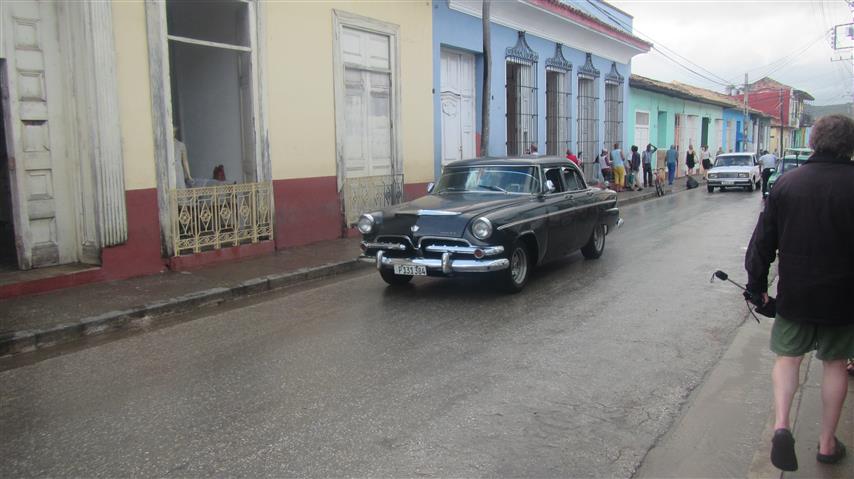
[
  {"x1": 427, "y1": 182, "x2": 434, "y2": 193},
  {"x1": 545, "y1": 180, "x2": 556, "y2": 194}
]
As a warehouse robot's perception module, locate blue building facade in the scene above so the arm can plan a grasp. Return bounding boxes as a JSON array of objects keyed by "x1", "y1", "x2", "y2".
[{"x1": 431, "y1": 0, "x2": 650, "y2": 179}]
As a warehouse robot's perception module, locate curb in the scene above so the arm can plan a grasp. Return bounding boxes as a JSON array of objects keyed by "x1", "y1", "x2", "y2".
[{"x1": 0, "y1": 259, "x2": 368, "y2": 357}]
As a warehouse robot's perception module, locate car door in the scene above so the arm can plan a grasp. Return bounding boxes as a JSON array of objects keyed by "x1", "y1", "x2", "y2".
[
  {"x1": 562, "y1": 167, "x2": 598, "y2": 251},
  {"x1": 542, "y1": 165, "x2": 573, "y2": 260}
]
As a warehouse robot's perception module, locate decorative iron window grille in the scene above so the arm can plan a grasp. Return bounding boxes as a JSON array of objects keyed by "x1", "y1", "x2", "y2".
[
  {"x1": 604, "y1": 62, "x2": 625, "y2": 152},
  {"x1": 506, "y1": 31, "x2": 538, "y2": 156},
  {"x1": 170, "y1": 181, "x2": 274, "y2": 256},
  {"x1": 546, "y1": 44, "x2": 572, "y2": 156},
  {"x1": 577, "y1": 53, "x2": 600, "y2": 180},
  {"x1": 342, "y1": 174, "x2": 404, "y2": 225}
]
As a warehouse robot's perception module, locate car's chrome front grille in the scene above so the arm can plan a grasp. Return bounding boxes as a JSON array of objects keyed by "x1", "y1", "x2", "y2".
[
  {"x1": 419, "y1": 238, "x2": 470, "y2": 259},
  {"x1": 715, "y1": 172, "x2": 739, "y2": 178}
]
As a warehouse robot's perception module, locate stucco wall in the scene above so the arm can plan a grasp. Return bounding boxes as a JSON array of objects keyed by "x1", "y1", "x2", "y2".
[
  {"x1": 266, "y1": 1, "x2": 434, "y2": 184},
  {"x1": 432, "y1": 1, "x2": 631, "y2": 175},
  {"x1": 112, "y1": 2, "x2": 157, "y2": 191}
]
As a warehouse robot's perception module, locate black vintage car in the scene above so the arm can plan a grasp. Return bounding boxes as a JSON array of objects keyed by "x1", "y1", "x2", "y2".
[{"x1": 357, "y1": 156, "x2": 621, "y2": 292}]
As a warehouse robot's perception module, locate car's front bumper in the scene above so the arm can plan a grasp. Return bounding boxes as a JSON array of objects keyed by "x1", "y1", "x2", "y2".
[
  {"x1": 708, "y1": 178, "x2": 752, "y2": 187},
  {"x1": 359, "y1": 250, "x2": 509, "y2": 274}
]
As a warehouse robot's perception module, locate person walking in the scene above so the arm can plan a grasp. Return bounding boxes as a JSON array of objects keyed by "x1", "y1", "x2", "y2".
[
  {"x1": 629, "y1": 145, "x2": 642, "y2": 191},
  {"x1": 685, "y1": 144, "x2": 697, "y2": 176},
  {"x1": 759, "y1": 149, "x2": 779, "y2": 196},
  {"x1": 744, "y1": 114, "x2": 854, "y2": 472},
  {"x1": 566, "y1": 149, "x2": 579, "y2": 166},
  {"x1": 665, "y1": 145, "x2": 678, "y2": 185},
  {"x1": 700, "y1": 145, "x2": 712, "y2": 179},
  {"x1": 610, "y1": 143, "x2": 626, "y2": 192},
  {"x1": 642, "y1": 143, "x2": 657, "y2": 188},
  {"x1": 715, "y1": 146, "x2": 724, "y2": 158}
]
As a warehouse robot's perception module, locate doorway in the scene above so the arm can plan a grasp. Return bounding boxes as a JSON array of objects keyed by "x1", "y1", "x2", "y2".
[
  {"x1": 440, "y1": 48, "x2": 475, "y2": 164},
  {"x1": 0, "y1": 61, "x2": 16, "y2": 270}
]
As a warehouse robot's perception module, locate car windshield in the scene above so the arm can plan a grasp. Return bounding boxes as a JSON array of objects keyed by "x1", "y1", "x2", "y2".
[
  {"x1": 434, "y1": 165, "x2": 541, "y2": 194},
  {"x1": 783, "y1": 148, "x2": 812, "y2": 159},
  {"x1": 714, "y1": 155, "x2": 752, "y2": 167}
]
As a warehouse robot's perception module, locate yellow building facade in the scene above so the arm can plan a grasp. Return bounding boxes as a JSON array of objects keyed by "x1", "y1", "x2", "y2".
[{"x1": 0, "y1": 0, "x2": 433, "y2": 295}]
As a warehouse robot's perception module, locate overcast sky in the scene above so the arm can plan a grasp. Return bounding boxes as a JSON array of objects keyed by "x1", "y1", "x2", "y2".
[{"x1": 605, "y1": 0, "x2": 853, "y2": 105}]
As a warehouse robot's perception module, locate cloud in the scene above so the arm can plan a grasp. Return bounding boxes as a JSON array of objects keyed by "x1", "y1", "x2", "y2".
[{"x1": 608, "y1": 0, "x2": 853, "y2": 104}]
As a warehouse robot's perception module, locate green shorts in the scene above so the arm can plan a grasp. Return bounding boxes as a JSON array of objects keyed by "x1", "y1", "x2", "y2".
[{"x1": 770, "y1": 314, "x2": 854, "y2": 360}]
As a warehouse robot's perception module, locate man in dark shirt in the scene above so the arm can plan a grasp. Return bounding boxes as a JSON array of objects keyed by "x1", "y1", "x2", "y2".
[{"x1": 745, "y1": 114, "x2": 854, "y2": 471}]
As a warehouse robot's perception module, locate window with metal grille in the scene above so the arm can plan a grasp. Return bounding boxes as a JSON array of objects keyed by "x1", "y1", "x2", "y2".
[
  {"x1": 545, "y1": 44, "x2": 572, "y2": 156},
  {"x1": 576, "y1": 53, "x2": 600, "y2": 179},
  {"x1": 603, "y1": 62, "x2": 625, "y2": 151},
  {"x1": 505, "y1": 32, "x2": 538, "y2": 156}
]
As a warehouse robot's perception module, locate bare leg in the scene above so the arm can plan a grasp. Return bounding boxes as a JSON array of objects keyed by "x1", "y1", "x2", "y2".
[
  {"x1": 819, "y1": 359, "x2": 848, "y2": 455},
  {"x1": 773, "y1": 355, "x2": 804, "y2": 430}
]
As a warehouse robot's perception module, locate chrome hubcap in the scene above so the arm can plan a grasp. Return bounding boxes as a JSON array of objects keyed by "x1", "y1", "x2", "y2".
[
  {"x1": 511, "y1": 247, "x2": 528, "y2": 284},
  {"x1": 594, "y1": 225, "x2": 605, "y2": 251}
]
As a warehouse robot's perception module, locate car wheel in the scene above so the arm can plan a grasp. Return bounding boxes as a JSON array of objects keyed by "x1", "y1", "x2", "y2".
[
  {"x1": 707, "y1": 185, "x2": 714, "y2": 193},
  {"x1": 498, "y1": 240, "x2": 530, "y2": 293},
  {"x1": 747, "y1": 181, "x2": 754, "y2": 192},
  {"x1": 581, "y1": 223, "x2": 606, "y2": 260},
  {"x1": 720, "y1": 186, "x2": 726, "y2": 192},
  {"x1": 379, "y1": 268, "x2": 413, "y2": 286}
]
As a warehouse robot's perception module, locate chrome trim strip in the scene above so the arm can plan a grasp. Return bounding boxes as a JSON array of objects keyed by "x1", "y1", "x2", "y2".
[
  {"x1": 416, "y1": 236, "x2": 470, "y2": 248},
  {"x1": 372, "y1": 255, "x2": 510, "y2": 273},
  {"x1": 496, "y1": 199, "x2": 615, "y2": 231},
  {"x1": 423, "y1": 244, "x2": 504, "y2": 256},
  {"x1": 362, "y1": 241, "x2": 408, "y2": 251},
  {"x1": 417, "y1": 209, "x2": 462, "y2": 216}
]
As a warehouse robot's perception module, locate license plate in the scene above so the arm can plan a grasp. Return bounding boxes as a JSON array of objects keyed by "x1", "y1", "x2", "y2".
[
  {"x1": 722, "y1": 180, "x2": 735, "y2": 185},
  {"x1": 394, "y1": 264, "x2": 427, "y2": 276}
]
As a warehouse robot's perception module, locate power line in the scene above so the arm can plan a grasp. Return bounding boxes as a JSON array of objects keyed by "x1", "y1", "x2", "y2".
[{"x1": 583, "y1": 0, "x2": 733, "y2": 87}]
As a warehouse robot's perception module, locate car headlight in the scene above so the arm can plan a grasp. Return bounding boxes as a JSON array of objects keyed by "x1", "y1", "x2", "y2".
[
  {"x1": 357, "y1": 213, "x2": 376, "y2": 234},
  {"x1": 709, "y1": 173, "x2": 718, "y2": 179},
  {"x1": 738, "y1": 173, "x2": 749, "y2": 178},
  {"x1": 471, "y1": 217, "x2": 493, "y2": 240}
]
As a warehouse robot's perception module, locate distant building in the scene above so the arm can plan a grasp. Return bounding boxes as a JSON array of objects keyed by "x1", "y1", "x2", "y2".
[{"x1": 733, "y1": 77, "x2": 814, "y2": 155}]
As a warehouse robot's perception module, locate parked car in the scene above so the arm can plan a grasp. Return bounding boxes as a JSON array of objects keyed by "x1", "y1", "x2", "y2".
[
  {"x1": 357, "y1": 157, "x2": 621, "y2": 292},
  {"x1": 766, "y1": 147, "x2": 812, "y2": 197},
  {"x1": 706, "y1": 152, "x2": 761, "y2": 193}
]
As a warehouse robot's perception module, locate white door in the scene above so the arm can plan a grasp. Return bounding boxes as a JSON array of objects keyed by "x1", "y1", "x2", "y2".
[
  {"x1": 341, "y1": 27, "x2": 393, "y2": 178},
  {"x1": 634, "y1": 111, "x2": 649, "y2": 150},
  {"x1": 440, "y1": 49, "x2": 475, "y2": 164},
  {"x1": 2, "y1": 1, "x2": 77, "y2": 269}
]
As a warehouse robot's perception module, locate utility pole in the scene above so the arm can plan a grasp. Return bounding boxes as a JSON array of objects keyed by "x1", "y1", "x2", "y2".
[
  {"x1": 480, "y1": 0, "x2": 491, "y2": 157},
  {"x1": 743, "y1": 73, "x2": 749, "y2": 152},
  {"x1": 779, "y1": 88, "x2": 783, "y2": 158}
]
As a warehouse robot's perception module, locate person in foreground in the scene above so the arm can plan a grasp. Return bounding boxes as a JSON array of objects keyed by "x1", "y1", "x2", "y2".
[{"x1": 744, "y1": 114, "x2": 854, "y2": 472}]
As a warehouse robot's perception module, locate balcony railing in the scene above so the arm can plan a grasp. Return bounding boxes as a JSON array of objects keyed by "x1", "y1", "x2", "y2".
[
  {"x1": 170, "y1": 181, "x2": 274, "y2": 256},
  {"x1": 342, "y1": 174, "x2": 404, "y2": 225}
]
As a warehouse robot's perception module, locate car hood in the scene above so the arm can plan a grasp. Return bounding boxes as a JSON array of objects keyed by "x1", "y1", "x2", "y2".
[
  {"x1": 710, "y1": 166, "x2": 754, "y2": 173},
  {"x1": 374, "y1": 193, "x2": 534, "y2": 239}
]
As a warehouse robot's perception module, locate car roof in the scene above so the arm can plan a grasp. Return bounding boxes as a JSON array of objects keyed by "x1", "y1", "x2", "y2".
[
  {"x1": 717, "y1": 152, "x2": 756, "y2": 157},
  {"x1": 445, "y1": 156, "x2": 572, "y2": 167}
]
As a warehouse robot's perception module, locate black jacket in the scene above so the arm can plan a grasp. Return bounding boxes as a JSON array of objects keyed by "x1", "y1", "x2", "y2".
[{"x1": 745, "y1": 154, "x2": 854, "y2": 325}]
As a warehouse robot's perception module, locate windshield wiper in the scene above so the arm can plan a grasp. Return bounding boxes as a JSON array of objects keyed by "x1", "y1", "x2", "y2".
[{"x1": 477, "y1": 184, "x2": 507, "y2": 193}]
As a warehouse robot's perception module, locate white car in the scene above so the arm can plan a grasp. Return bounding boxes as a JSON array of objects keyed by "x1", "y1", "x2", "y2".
[{"x1": 707, "y1": 152, "x2": 761, "y2": 193}]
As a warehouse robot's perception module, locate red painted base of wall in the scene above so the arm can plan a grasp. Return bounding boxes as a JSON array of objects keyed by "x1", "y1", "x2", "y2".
[
  {"x1": 1, "y1": 178, "x2": 435, "y2": 298},
  {"x1": 168, "y1": 240, "x2": 275, "y2": 271}
]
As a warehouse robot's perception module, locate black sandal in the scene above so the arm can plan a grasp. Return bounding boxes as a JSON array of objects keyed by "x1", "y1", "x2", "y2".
[
  {"x1": 771, "y1": 428, "x2": 799, "y2": 471},
  {"x1": 816, "y1": 437, "x2": 846, "y2": 464},
  {"x1": 847, "y1": 359, "x2": 854, "y2": 377}
]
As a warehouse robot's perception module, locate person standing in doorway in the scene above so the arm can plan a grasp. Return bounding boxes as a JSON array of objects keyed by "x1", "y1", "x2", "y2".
[
  {"x1": 610, "y1": 143, "x2": 626, "y2": 192},
  {"x1": 745, "y1": 114, "x2": 854, "y2": 472},
  {"x1": 642, "y1": 143, "x2": 657, "y2": 188},
  {"x1": 715, "y1": 146, "x2": 724, "y2": 158},
  {"x1": 665, "y1": 145, "x2": 678, "y2": 185}
]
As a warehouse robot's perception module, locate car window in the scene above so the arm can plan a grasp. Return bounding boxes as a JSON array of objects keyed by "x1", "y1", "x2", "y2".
[
  {"x1": 434, "y1": 166, "x2": 540, "y2": 194},
  {"x1": 544, "y1": 167, "x2": 565, "y2": 193},
  {"x1": 714, "y1": 155, "x2": 752, "y2": 167},
  {"x1": 561, "y1": 167, "x2": 585, "y2": 191}
]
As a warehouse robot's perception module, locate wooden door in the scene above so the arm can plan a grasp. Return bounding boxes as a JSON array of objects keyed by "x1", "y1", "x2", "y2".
[{"x1": 440, "y1": 49, "x2": 474, "y2": 164}]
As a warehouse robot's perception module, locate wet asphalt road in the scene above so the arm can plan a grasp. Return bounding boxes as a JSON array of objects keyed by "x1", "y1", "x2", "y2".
[{"x1": 0, "y1": 188, "x2": 766, "y2": 477}]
